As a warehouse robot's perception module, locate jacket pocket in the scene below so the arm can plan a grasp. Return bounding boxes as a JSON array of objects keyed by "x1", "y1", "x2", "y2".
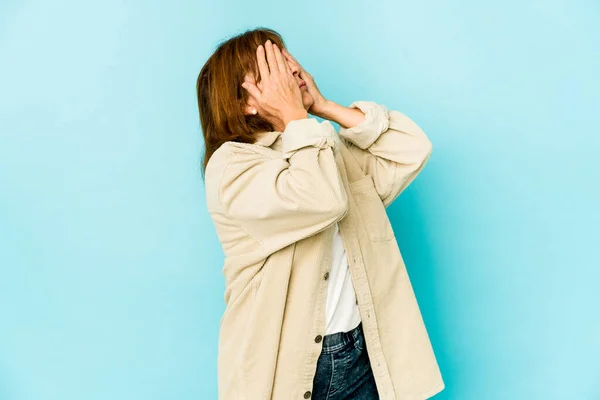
[{"x1": 349, "y1": 175, "x2": 395, "y2": 242}]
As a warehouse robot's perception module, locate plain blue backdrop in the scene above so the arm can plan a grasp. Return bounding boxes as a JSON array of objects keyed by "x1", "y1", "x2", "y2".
[{"x1": 1, "y1": 0, "x2": 599, "y2": 399}]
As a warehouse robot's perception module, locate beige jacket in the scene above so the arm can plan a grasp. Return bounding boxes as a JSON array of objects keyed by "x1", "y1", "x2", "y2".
[{"x1": 205, "y1": 100, "x2": 445, "y2": 399}]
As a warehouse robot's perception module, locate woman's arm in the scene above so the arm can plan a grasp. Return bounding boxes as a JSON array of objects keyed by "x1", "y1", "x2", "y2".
[
  {"x1": 279, "y1": 48, "x2": 432, "y2": 208},
  {"x1": 313, "y1": 100, "x2": 367, "y2": 131},
  {"x1": 212, "y1": 117, "x2": 349, "y2": 254},
  {"x1": 316, "y1": 100, "x2": 433, "y2": 208}
]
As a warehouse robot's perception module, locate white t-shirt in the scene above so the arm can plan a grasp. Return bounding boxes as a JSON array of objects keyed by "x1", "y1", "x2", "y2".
[{"x1": 324, "y1": 222, "x2": 362, "y2": 335}]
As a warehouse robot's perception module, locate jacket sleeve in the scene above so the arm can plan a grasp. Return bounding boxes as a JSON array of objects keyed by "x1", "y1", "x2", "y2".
[
  {"x1": 218, "y1": 117, "x2": 349, "y2": 253},
  {"x1": 338, "y1": 100, "x2": 433, "y2": 208}
]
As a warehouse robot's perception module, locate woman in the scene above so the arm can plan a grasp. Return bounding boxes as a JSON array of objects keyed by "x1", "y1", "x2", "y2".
[{"x1": 197, "y1": 28, "x2": 445, "y2": 399}]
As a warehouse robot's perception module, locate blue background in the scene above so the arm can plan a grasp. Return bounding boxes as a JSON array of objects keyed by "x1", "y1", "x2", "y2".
[{"x1": 1, "y1": 0, "x2": 599, "y2": 399}]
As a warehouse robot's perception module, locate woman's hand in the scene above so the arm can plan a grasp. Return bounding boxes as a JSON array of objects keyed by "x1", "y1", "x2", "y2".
[
  {"x1": 281, "y1": 47, "x2": 329, "y2": 117},
  {"x1": 242, "y1": 40, "x2": 308, "y2": 126}
]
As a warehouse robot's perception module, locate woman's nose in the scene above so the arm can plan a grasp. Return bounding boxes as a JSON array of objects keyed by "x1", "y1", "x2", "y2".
[{"x1": 288, "y1": 63, "x2": 300, "y2": 76}]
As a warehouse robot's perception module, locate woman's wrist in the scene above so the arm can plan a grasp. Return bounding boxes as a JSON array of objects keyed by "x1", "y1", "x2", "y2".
[
  {"x1": 312, "y1": 100, "x2": 366, "y2": 129},
  {"x1": 309, "y1": 99, "x2": 334, "y2": 119}
]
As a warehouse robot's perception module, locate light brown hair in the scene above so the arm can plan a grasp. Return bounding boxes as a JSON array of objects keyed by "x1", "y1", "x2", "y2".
[{"x1": 196, "y1": 27, "x2": 287, "y2": 179}]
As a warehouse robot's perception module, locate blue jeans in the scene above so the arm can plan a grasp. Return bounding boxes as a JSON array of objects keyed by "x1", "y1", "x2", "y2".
[{"x1": 311, "y1": 322, "x2": 380, "y2": 399}]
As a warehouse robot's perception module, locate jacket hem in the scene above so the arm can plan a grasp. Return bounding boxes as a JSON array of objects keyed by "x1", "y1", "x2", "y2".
[{"x1": 420, "y1": 381, "x2": 445, "y2": 399}]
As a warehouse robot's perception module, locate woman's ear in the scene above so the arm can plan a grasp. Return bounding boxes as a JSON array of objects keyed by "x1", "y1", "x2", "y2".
[{"x1": 243, "y1": 103, "x2": 258, "y2": 116}]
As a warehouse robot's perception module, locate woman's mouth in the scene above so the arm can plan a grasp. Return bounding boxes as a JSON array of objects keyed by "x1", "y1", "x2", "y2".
[{"x1": 299, "y1": 81, "x2": 307, "y2": 88}]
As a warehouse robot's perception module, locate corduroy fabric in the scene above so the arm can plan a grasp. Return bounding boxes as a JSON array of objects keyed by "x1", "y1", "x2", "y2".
[{"x1": 205, "y1": 100, "x2": 444, "y2": 400}]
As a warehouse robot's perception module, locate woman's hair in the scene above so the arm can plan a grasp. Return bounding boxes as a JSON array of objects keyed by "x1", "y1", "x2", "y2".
[{"x1": 196, "y1": 27, "x2": 287, "y2": 179}]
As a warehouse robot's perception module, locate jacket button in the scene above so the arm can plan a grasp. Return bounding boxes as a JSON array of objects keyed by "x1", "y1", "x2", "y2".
[
  {"x1": 304, "y1": 390, "x2": 312, "y2": 398},
  {"x1": 323, "y1": 272, "x2": 329, "y2": 280},
  {"x1": 314, "y1": 335, "x2": 322, "y2": 343}
]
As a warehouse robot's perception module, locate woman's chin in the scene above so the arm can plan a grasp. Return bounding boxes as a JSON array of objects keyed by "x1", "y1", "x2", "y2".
[{"x1": 302, "y1": 93, "x2": 314, "y2": 110}]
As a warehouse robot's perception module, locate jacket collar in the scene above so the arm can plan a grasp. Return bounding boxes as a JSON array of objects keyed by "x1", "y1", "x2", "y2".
[{"x1": 253, "y1": 130, "x2": 283, "y2": 147}]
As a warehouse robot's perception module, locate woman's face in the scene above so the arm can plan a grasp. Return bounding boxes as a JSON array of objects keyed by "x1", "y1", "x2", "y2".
[{"x1": 243, "y1": 52, "x2": 314, "y2": 114}]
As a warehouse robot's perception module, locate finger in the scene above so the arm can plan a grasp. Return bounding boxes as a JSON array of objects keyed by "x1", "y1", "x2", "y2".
[
  {"x1": 283, "y1": 49, "x2": 304, "y2": 76},
  {"x1": 285, "y1": 58, "x2": 293, "y2": 74},
  {"x1": 264, "y1": 40, "x2": 280, "y2": 77},
  {"x1": 272, "y1": 43, "x2": 289, "y2": 76},
  {"x1": 255, "y1": 44, "x2": 270, "y2": 83},
  {"x1": 282, "y1": 49, "x2": 295, "y2": 67},
  {"x1": 281, "y1": 47, "x2": 292, "y2": 59},
  {"x1": 241, "y1": 81, "x2": 261, "y2": 100},
  {"x1": 281, "y1": 48, "x2": 301, "y2": 76},
  {"x1": 282, "y1": 47, "x2": 300, "y2": 66}
]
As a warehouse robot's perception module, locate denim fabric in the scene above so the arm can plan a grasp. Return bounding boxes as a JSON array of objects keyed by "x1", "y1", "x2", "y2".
[{"x1": 311, "y1": 322, "x2": 379, "y2": 399}]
